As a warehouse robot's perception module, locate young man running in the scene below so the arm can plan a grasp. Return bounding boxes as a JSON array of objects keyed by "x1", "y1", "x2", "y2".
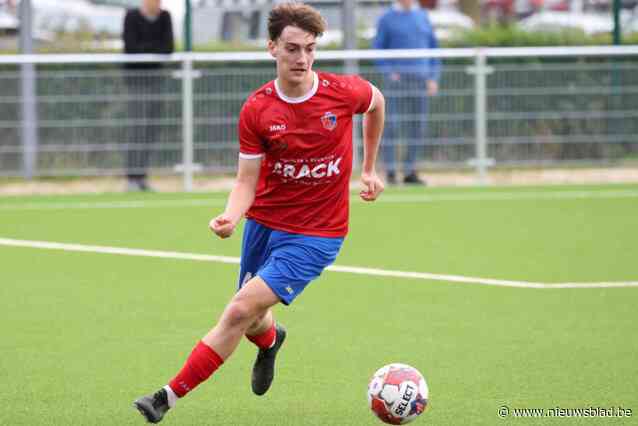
[{"x1": 134, "y1": 3, "x2": 385, "y2": 423}]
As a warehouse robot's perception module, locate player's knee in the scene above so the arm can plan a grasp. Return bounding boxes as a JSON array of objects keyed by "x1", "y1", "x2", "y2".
[{"x1": 224, "y1": 299, "x2": 259, "y2": 328}]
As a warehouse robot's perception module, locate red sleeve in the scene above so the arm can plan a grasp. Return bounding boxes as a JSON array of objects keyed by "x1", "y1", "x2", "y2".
[
  {"x1": 345, "y1": 75, "x2": 373, "y2": 115},
  {"x1": 238, "y1": 101, "x2": 264, "y2": 158}
]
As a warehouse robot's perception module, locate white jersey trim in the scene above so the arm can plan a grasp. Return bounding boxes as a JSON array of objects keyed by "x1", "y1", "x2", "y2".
[
  {"x1": 239, "y1": 152, "x2": 264, "y2": 160},
  {"x1": 274, "y1": 72, "x2": 319, "y2": 104}
]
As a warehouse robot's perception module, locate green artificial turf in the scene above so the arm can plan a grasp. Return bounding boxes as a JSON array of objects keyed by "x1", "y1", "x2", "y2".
[{"x1": 1, "y1": 184, "x2": 637, "y2": 425}]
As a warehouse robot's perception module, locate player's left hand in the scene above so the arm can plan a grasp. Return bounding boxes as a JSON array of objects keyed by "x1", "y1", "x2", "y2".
[{"x1": 360, "y1": 171, "x2": 384, "y2": 202}]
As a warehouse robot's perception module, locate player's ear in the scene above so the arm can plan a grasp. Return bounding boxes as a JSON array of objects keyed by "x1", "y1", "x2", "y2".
[{"x1": 267, "y1": 39, "x2": 277, "y2": 58}]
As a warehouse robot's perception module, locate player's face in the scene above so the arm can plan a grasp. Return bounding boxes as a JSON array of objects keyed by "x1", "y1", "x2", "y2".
[{"x1": 268, "y1": 26, "x2": 316, "y2": 87}]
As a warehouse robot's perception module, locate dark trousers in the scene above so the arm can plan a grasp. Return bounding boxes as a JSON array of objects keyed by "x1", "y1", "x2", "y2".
[
  {"x1": 382, "y1": 74, "x2": 428, "y2": 175},
  {"x1": 124, "y1": 74, "x2": 164, "y2": 180}
]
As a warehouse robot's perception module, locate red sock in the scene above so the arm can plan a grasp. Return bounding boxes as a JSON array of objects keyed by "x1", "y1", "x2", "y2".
[
  {"x1": 168, "y1": 341, "x2": 224, "y2": 398},
  {"x1": 246, "y1": 322, "x2": 276, "y2": 349}
]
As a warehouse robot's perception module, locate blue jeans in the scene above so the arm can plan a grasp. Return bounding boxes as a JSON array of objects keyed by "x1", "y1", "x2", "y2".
[{"x1": 382, "y1": 74, "x2": 428, "y2": 175}]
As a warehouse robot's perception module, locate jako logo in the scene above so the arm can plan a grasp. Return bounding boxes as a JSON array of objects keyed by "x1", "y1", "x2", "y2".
[
  {"x1": 270, "y1": 124, "x2": 286, "y2": 132},
  {"x1": 273, "y1": 157, "x2": 342, "y2": 179}
]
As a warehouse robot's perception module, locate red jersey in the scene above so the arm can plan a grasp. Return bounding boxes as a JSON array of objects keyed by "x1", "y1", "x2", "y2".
[{"x1": 238, "y1": 71, "x2": 373, "y2": 238}]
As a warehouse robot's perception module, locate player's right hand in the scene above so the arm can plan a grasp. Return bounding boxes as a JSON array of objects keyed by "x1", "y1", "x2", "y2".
[{"x1": 209, "y1": 213, "x2": 237, "y2": 239}]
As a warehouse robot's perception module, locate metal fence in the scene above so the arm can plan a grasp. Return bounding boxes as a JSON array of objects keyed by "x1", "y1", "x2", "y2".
[{"x1": 1, "y1": 46, "x2": 637, "y2": 189}]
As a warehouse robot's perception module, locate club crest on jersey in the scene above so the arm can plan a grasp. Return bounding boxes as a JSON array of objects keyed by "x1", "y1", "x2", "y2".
[{"x1": 321, "y1": 112, "x2": 337, "y2": 131}]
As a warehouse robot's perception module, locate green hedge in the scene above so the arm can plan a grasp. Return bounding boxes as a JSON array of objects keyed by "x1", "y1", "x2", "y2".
[
  {"x1": 1, "y1": 25, "x2": 637, "y2": 55},
  {"x1": 444, "y1": 25, "x2": 638, "y2": 48}
]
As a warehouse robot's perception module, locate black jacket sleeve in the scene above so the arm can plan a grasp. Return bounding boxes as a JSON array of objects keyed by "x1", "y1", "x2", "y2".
[
  {"x1": 123, "y1": 10, "x2": 144, "y2": 53},
  {"x1": 157, "y1": 11, "x2": 174, "y2": 54}
]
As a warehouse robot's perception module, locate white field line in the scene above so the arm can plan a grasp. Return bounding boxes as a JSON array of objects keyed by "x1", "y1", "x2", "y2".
[
  {"x1": 1, "y1": 237, "x2": 636, "y2": 289},
  {"x1": 0, "y1": 238, "x2": 239, "y2": 265},
  {"x1": 1, "y1": 189, "x2": 638, "y2": 211},
  {"x1": 0, "y1": 198, "x2": 227, "y2": 211}
]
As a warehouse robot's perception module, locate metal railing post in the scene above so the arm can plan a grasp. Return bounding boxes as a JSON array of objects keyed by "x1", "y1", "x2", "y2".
[
  {"x1": 181, "y1": 56, "x2": 194, "y2": 192},
  {"x1": 19, "y1": 0, "x2": 38, "y2": 179},
  {"x1": 467, "y1": 49, "x2": 494, "y2": 184},
  {"x1": 475, "y1": 52, "x2": 488, "y2": 183},
  {"x1": 342, "y1": 0, "x2": 362, "y2": 171}
]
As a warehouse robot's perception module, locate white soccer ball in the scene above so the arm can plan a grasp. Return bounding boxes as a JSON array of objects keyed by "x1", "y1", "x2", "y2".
[{"x1": 367, "y1": 363, "x2": 429, "y2": 424}]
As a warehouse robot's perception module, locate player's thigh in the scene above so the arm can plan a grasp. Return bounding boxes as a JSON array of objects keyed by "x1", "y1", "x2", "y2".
[
  {"x1": 238, "y1": 220, "x2": 272, "y2": 288},
  {"x1": 233, "y1": 276, "x2": 281, "y2": 313},
  {"x1": 221, "y1": 278, "x2": 279, "y2": 329}
]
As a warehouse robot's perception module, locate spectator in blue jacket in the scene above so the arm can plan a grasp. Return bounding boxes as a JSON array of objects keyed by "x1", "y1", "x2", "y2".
[{"x1": 373, "y1": 0, "x2": 441, "y2": 185}]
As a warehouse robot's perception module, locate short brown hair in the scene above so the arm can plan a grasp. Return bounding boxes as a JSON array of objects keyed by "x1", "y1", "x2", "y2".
[{"x1": 268, "y1": 2, "x2": 326, "y2": 41}]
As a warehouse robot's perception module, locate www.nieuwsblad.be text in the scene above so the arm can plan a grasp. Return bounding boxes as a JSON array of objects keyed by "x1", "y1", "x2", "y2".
[{"x1": 498, "y1": 405, "x2": 632, "y2": 419}]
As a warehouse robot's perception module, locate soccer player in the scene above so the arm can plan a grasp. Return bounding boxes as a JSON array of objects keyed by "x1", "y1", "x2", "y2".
[{"x1": 133, "y1": 3, "x2": 386, "y2": 423}]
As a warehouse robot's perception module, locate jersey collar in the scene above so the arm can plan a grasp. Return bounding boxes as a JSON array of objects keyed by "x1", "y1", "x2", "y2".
[{"x1": 274, "y1": 72, "x2": 319, "y2": 104}]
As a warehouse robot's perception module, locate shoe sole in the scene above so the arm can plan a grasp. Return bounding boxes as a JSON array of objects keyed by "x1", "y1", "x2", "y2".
[{"x1": 133, "y1": 401, "x2": 160, "y2": 424}]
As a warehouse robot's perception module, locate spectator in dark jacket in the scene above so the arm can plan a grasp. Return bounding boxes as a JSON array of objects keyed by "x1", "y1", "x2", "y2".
[
  {"x1": 373, "y1": 0, "x2": 440, "y2": 185},
  {"x1": 122, "y1": 0, "x2": 174, "y2": 191}
]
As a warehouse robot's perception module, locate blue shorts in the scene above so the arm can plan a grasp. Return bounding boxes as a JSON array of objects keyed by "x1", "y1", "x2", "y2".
[{"x1": 238, "y1": 219, "x2": 344, "y2": 305}]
